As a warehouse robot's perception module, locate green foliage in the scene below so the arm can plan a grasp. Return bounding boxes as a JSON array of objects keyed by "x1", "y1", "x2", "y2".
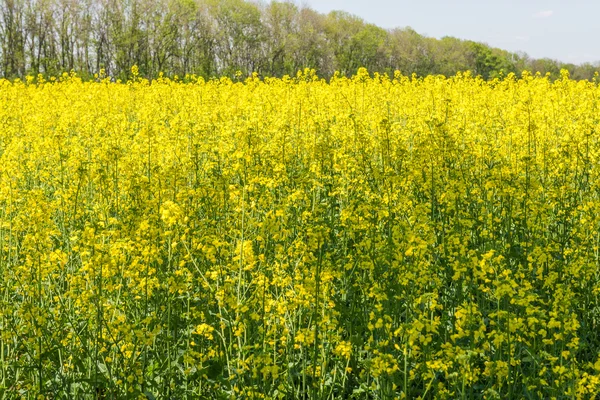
[
  {"x1": 467, "y1": 42, "x2": 515, "y2": 80},
  {"x1": 0, "y1": 0, "x2": 598, "y2": 79}
]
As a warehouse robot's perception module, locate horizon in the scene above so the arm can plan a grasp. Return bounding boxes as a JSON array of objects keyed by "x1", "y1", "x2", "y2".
[{"x1": 304, "y1": 0, "x2": 599, "y2": 65}]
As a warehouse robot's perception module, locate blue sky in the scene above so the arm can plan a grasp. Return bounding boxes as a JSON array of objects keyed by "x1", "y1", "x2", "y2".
[{"x1": 304, "y1": 0, "x2": 598, "y2": 64}]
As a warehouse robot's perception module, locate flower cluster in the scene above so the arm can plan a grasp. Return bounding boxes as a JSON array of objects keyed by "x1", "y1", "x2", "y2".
[{"x1": 0, "y1": 70, "x2": 599, "y2": 398}]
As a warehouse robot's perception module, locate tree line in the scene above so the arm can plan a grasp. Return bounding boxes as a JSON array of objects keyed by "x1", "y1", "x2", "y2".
[{"x1": 1, "y1": 0, "x2": 598, "y2": 80}]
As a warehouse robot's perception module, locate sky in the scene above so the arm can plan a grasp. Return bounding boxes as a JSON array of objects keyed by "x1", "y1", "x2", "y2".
[{"x1": 304, "y1": 0, "x2": 599, "y2": 65}]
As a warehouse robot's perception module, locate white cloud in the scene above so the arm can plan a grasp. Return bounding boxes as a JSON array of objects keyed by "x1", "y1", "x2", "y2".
[{"x1": 533, "y1": 10, "x2": 554, "y2": 18}]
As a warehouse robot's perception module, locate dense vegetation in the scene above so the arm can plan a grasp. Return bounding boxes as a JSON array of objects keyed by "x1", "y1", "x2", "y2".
[
  {"x1": 1, "y1": 70, "x2": 600, "y2": 398},
  {"x1": 1, "y1": 0, "x2": 598, "y2": 80}
]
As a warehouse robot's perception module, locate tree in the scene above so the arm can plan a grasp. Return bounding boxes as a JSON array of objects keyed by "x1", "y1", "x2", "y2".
[
  {"x1": 1, "y1": 0, "x2": 27, "y2": 77},
  {"x1": 323, "y1": 11, "x2": 386, "y2": 75},
  {"x1": 385, "y1": 27, "x2": 435, "y2": 76},
  {"x1": 0, "y1": 0, "x2": 596, "y2": 80},
  {"x1": 207, "y1": 0, "x2": 266, "y2": 76},
  {"x1": 262, "y1": 1, "x2": 298, "y2": 76}
]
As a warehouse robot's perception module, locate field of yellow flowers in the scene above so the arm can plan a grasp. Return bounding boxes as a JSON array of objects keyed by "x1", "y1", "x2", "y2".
[{"x1": 1, "y1": 68, "x2": 600, "y2": 399}]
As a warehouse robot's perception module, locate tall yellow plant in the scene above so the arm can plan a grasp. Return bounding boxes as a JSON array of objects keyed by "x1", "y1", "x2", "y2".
[{"x1": 0, "y1": 70, "x2": 599, "y2": 399}]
